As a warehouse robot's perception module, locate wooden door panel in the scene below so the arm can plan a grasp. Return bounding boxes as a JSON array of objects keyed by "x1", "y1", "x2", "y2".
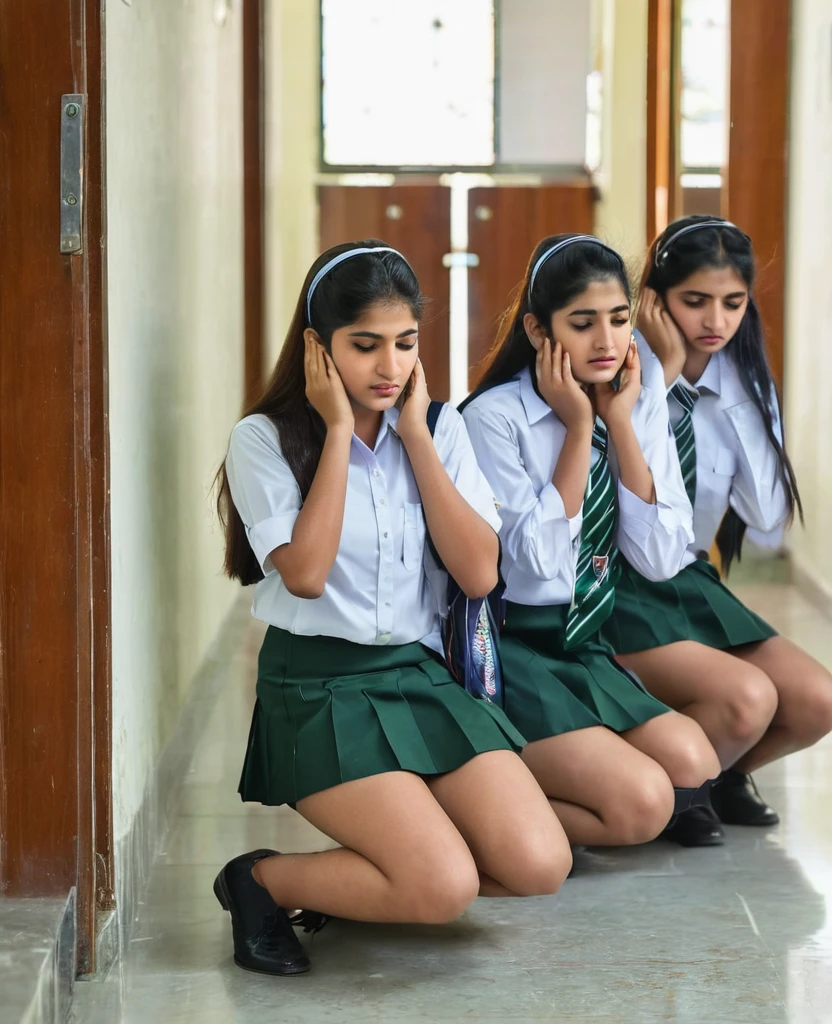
[
  {"x1": 728, "y1": 0, "x2": 789, "y2": 390},
  {"x1": 0, "y1": 0, "x2": 109, "y2": 973},
  {"x1": 318, "y1": 185, "x2": 451, "y2": 401},
  {"x1": 467, "y1": 183, "x2": 596, "y2": 385}
]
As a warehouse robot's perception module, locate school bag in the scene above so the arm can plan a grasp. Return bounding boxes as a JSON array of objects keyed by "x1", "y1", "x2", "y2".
[{"x1": 425, "y1": 401, "x2": 505, "y2": 707}]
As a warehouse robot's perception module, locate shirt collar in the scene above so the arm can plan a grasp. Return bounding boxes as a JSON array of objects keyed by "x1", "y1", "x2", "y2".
[
  {"x1": 519, "y1": 366, "x2": 553, "y2": 425},
  {"x1": 694, "y1": 351, "x2": 722, "y2": 396}
]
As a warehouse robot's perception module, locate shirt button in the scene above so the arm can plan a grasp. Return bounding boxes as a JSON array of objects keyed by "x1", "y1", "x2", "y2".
[
  {"x1": 373, "y1": 469, "x2": 380, "y2": 477},
  {"x1": 379, "y1": 498, "x2": 387, "y2": 507},
  {"x1": 385, "y1": 602, "x2": 392, "y2": 608},
  {"x1": 383, "y1": 532, "x2": 388, "y2": 538},
  {"x1": 385, "y1": 576, "x2": 391, "y2": 582}
]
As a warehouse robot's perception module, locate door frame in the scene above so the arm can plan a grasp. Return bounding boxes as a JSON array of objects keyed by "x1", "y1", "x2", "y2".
[{"x1": 0, "y1": 0, "x2": 111, "y2": 975}]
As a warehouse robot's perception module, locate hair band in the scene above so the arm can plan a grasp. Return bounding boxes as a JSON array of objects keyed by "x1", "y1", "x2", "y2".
[
  {"x1": 655, "y1": 220, "x2": 749, "y2": 265},
  {"x1": 306, "y1": 246, "x2": 410, "y2": 323},
  {"x1": 528, "y1": 235, "x2": 621, "y2": 302}
]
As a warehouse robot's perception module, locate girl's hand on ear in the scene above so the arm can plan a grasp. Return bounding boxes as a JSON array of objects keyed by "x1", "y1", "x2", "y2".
[
  {"x1": 536, "y1": 339, "x2": 594, "y2": 432},
  {"x1": 637, "y1": 288, "x2": 687, "y2": 386},
  {"x1": 396, "y1": 359, "x2": 431, "y2": 443},
  {"x1": 304, "y1": 337, "x2": 354, "y2": 431},
  {"x1": 594, "y1": 339, "x2": 642, "y2": 429}
]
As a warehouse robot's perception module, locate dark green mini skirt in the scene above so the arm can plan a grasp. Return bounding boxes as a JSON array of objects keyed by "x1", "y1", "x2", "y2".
[
  {"x1": 499, "y1": 602, "x2": 670, "y2": 743},
  {"x1": 238, "y1": 627, "x2": 526, "y2": 807},
  {"x1": 600, "y1": 558, "x2": 777, "y2": 655}
]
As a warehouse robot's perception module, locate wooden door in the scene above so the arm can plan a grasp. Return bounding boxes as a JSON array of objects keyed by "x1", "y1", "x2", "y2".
[
  {"x1": 318, "y1": 185, "x2": 452, "y2": 401},
  {"x1": 467, "y1": 183, "x2": 596, "y2": 385},
  {"x1": 727, "y1": 0, "x2": 790, "y2": 390},
  {"x1": 0, "y1": 0, "x2": 111, "y2": 974}
]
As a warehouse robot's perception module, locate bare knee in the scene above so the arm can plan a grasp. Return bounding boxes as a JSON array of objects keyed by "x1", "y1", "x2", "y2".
[
  {"x1": 403, "y1": 854, "x2": 480, "y2": 925},
  {"x1": 602, "y1": 771, "x2": 675, "y2": 846},
  {"x1": 660, "y1": 717, "x2": 722, "y2": 785},
  {"x1": 724, "y1": 667, "x2": 778, "y2": 743},
  {"x1": 784, "y1": 674, "x2": 832, "y2": 748},
  {"x1": 501, "y1": 838, "x2": 572, "y2": 897}
]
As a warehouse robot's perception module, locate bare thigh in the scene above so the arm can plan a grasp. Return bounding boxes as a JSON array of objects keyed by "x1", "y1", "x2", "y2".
[
  {"x1": 521, "y1": 726, "x2": 676, "y2": 846},
  {"x1": 427, "y1": 749, "x2": 571, "y2": 897},
  {"x1": 733, "y1": 635, "x2": 832, "y2": 746},
  {"x1": 619, "y1": 642, "x2": 777, "y2": 764}
]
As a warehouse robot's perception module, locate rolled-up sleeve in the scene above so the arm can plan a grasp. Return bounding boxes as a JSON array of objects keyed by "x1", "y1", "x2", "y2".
[
  {"x1": 463, "y1": 404, "x2": 581, "y2": 587},
  {"x1": 226, "y1": 417, "x2": 302, "y2": 575},
  {"x1": 725, "y1": 399, "x2": 790, "y2": 534},
  {"x1": 614, "y1": 388, "x2": 694, "y2": 581}
]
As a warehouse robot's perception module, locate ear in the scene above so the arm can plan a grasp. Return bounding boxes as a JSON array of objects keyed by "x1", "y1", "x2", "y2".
[
  {"x1": 303, "y1": 327, "x2": 324, "y2": 346},
  {"x1": 523, "y1": 312, "x2": 549, "y2": 352}
]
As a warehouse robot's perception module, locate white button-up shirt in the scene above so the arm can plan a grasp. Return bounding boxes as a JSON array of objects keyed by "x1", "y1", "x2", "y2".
[
  {"x1": 462, "y1": 367, "x2": 694, "y2": 607},
  {"x1": 665, "y1": 349, "x2": 790, "y2": 566},
  {"x1": 226, "y1": 405, "x2": 501, "y2": 649}
]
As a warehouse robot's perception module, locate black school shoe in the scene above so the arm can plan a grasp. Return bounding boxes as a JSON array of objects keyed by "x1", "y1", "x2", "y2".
[
  {"x1": 214, "y1": 849, "x2": 310, "y2": 976},
  {"x1": 710, "y1": 770, "x2": 780, "y2": 826},
  {"x1": 663, "y1": 805, "x2": 726, "y2": 847}
]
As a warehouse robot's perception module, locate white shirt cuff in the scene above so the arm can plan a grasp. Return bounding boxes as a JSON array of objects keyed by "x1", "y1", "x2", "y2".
[
  {"x1": 541, "y1": 482, "x2": 584, "y2": 541},
  {"x1": 617, "y1": 483, "x2": 660, "y2": 540},
  {"x1": 248, "y1": 511, "x2": 299, "y2": 575}
]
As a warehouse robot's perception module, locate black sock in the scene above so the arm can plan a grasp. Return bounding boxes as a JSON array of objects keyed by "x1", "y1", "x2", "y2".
[{"x1": 673, "y1": 777, "x2": 718, "y2": 815}]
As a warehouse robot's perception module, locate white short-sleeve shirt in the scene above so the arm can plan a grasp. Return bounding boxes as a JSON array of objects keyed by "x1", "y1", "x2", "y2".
[
  {"x1": 462, "y1": 367, "x2": 694, "y2": 607},
  {"x1": 225, "y1": 405, "x2": 501, "y2": 649},
  {"x1": 666, "y1": 349, "x2": 790, "y2": 566}
]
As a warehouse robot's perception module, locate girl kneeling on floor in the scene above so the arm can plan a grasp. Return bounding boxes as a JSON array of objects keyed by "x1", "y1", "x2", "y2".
[
  {"x1": 462, "y1": 234, "x2": 722, "y2": 850},
  {"x1": 601, "y1": 216, "x2": 832, "y2": 846},
  {"x1": 213, "y1": 241, "x2": 571, "y2": 977}
]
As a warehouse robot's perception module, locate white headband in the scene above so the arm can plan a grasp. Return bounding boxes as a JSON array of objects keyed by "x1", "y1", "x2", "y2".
[
  {"x1": 306, "y1": 246, "x2": 410, "y2": 323},
  {"x1": 655, "y1": 220, "x2": 746, "y2": 265},
  {"x1": 528, "y1": 235, "x2": 620, "y2": 302}
]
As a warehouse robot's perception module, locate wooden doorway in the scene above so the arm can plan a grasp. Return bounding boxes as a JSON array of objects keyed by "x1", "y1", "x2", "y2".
[{"x1": 0, "y1": 0, "x2": 111, "y2": 974}]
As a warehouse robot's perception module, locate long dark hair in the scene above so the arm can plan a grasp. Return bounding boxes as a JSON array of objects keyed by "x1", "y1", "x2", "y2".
[
  {"x1": 643, "y1": 214, "x2": 802, "y2": 572},
  {"x1": 470, "y1": 233, "x2": 631, "y2": 398},
  {"x1": 217, "y1": 240, "x2": 424, "y2": 584}
]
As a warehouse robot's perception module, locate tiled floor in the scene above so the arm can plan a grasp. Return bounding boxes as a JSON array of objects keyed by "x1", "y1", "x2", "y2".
[{"x1": 72, "y1": 579, "x2": 832, "y2": 1023}]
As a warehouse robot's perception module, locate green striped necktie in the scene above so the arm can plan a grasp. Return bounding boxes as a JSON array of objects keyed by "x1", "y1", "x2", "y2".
[
  {"x1": 669, "y1": 381, "x2": 699, "y2": 505},
  {"x1": 565, "y1": 421, "x2": 618, "y2": 650}
]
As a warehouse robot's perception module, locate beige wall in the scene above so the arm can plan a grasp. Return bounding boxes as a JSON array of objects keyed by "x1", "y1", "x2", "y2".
[
  {"x1": 784, "y1": 0, "x2": 832, "y2": 604},
  {"x1": 106, "y1": 0, "x2": 244, "y2": 841},
  {"x1": 264, "y1": 0, "x2": 320, "y2": 366},
  {"x1": 594, "y1": 0, "x2": 649, "y2": 270}
]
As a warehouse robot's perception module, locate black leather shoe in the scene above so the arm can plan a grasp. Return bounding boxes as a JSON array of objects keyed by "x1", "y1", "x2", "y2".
[
  {"x1": 214, "y1": 849, "x2": 310, "y2": 976},
  {"x1": 663, "y1": 806, "x2": 726, "y2": 847},
  {"x1": 710, "y1": 770, "x2": 780, "y2": 826}
]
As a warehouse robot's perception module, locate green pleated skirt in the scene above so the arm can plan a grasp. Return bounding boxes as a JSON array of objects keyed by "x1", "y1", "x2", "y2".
[
  {"x1": 499, "y1": 602, "x2": 670, "y2": 743},
  {"x1": 238, "y1": 627, "x2": 526, "y2": 807},
  {"x1": 600, "y1": 558, "x2": 777, "y2": 655}
]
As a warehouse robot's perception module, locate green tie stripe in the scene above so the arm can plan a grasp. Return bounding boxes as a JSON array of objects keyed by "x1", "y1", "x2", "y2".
[
  {"x1": 670, "y1": 382, "x2": 699, "y2": 505},
  {"x1": 565, "y1": 422, "x2": 619, "y2": 650}
]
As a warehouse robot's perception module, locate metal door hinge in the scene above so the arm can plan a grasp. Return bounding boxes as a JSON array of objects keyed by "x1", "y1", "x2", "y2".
[{"x1": 60, "y1": 95, "x2": 84, "y2": 254}]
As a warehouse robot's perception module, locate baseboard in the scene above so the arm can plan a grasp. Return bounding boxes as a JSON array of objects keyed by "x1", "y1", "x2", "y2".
[
  {"x1": 113, "y1": 591, "x2": 252, "y2": 959},
  {"x1": 791, "y1": 558, "x2": 832, "y2": 622},
  {"x1": 10, "y1": 889, "x2": 75, "y2": 1024}
]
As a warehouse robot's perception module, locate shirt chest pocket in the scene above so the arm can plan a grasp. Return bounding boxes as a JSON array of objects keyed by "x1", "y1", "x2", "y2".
[
  {"x1": 699, "y1": 446, "x2": 737, "y2": 503},
  {"x1": 400, "y1": 502, "x2": 427, "y2": 571},
  {"x1": 711, "y1": 447, "x2": 737, "y2": 478}
]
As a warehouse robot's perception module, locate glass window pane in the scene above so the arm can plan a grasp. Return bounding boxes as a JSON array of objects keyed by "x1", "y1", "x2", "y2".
[
  {"x1": 680, "y1": 0, "x2": 729, "y2": 170},
  {"x1": 321, "y1": 0, "x2": 495, "y2": 167}
]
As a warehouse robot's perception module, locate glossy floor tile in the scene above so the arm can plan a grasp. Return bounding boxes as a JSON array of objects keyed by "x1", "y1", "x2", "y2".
[{"x1": 72, "y1": 582, "x2": 832, "y2": 1023}]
